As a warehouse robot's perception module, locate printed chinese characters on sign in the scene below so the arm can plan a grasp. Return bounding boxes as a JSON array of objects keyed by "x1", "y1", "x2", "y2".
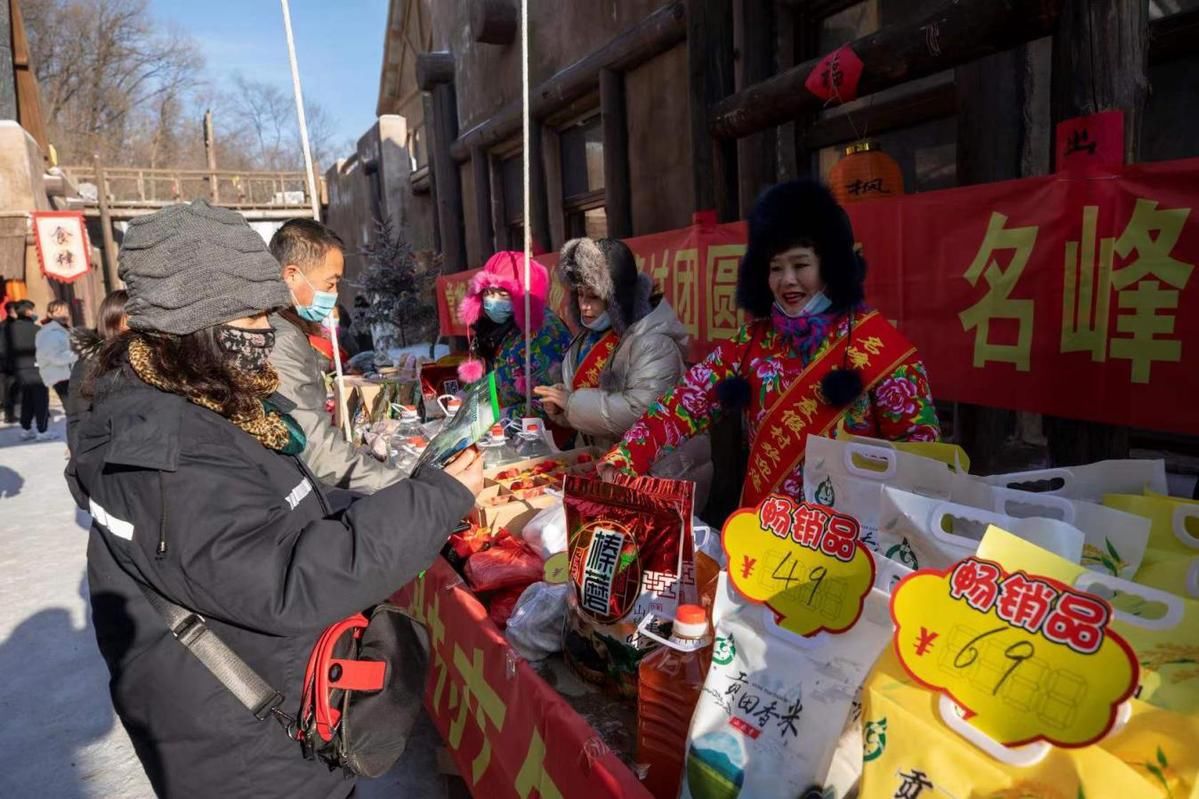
[
  {"x1": 891, "y1": 556, "x2": 1139, "y2": 748},
  {"x1": 961, "y1": 199, "x2": 1194, "y2": 383}
]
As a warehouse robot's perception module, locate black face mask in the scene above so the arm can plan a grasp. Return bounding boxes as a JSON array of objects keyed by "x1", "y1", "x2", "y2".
[{"x1": 216, "y1": 324, "x2": 275, "y2": 373}]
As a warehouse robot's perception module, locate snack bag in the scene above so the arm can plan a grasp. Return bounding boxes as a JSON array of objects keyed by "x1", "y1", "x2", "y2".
[
  {"x1": 982, "y1": 458, "x2": 1168, "y2": 502},
  {"x1": 804, "y1": 435, "x2": 963, "y2": 554},
  {"x1": 845, "y1": 433, "x2": 971, "y2": 474},
  {"x1": 1104, "y1": 492, "x2": 1199, "y2": 599},
  {"x1": 562, "y1": 474, "x2": 694, "y2": 696},
  {"x1": 877, "y1": 486, "x2": 1084, "y2": 572},
  {"x1": 681, "y1": 573, "x2": 894, "y2": 799},
  {"x1": 950, "y1": 477, "x2": 1151, "y2": 580}
]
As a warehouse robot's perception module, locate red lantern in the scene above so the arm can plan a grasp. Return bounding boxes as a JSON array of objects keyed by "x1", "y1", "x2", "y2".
[{"x1": 828, "y1": 141, "x2": 904, "y2": 205}]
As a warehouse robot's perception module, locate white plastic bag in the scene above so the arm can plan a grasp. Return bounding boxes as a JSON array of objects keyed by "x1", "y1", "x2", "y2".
[
  {"x1": 518, "y1": 500, "x2": 567, "y2": 559},
  {"x1": 950, "y1": 477, "x2": 1151, "y2": 580},
  {"x1": 877, "y1": 485, "x2": 1085, "y2": 572},
  {"x1": 803, "y1": 434, "x2": 961, "y2": 554},
  {"x1": 680, "y1": 573, "x2": 894, "y2": 799},
  {"x1": 982, "y1": 459, "x2": 1167, "y2": 502},
  {"x1": 504, "y1": 581, "x2": 571, "y2": 662}
]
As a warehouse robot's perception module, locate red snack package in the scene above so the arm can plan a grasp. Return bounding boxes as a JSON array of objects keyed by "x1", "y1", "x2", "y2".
[
  {"x1": 464, "y1": 537, "x2": 544, "y2": 593},
  {"x1": 484, "y1": 584, "x2": 529, "y2": 629},
  {"x1": 562, "y1": 473, "x2": 694, "y2": 697}
]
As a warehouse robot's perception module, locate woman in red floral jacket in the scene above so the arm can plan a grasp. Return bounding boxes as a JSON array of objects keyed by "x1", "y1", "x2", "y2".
[{"x1": 600, "y1": 180, "x2": 939, "y2": 506}]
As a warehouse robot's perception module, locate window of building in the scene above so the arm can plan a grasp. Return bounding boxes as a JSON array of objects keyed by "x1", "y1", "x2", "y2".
[
  {"x1": 559, "y1": 113, "x2": 607, "y2": 240},
  {"x1": 1150, "y1": 0, "x2": 1199, "y2": 18}
]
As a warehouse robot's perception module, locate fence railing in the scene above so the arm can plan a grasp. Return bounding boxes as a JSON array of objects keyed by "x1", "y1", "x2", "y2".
[{"x1": 60, "y1": 166, "x2": 321, "y2": 210}]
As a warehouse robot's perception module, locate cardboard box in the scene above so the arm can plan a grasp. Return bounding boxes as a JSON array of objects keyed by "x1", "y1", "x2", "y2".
[{"x1": 472, "y1": 485, "x2": 559, "y2": 535}]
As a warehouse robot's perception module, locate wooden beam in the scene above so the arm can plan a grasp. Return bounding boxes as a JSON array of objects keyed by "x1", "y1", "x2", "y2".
[
  {"x1": 416, "y1": 51, "x2": 455, "y2": 91},
  {"x1": 450, "y1": 1, "x2": 686, "y2": 162},
  {"x1": 1150, "y1": 7, "x2": 1199, "y2": 64},
  {"x1": 472, "y1": 0, "x2": 517, "y2": 45},
  {"x1": 93, "y1": 155, "x2": 120, "y2": 293},
  {"x1": 542, "y1": 126, "x2": 565, "y2": 248},
  {"x1": 709, "y1": 0, "x2": 1064, "y2": 140},
  {"x1": 687, "y1": 0, "x2": 738, "y2": 220},
  {"x1": 529, "y1": 122, "x2": 551, "y2": 254},
  {"x1": 1044, "y1": 0, "x2": 1147, "y2": 466},
  {"x1": 471, "y1": 146, "x2": 494, "y2": 260},
  {"x1": 488, "y1": 156, "x2": 507, "y2": 248},
  {"x1": 430, "y1": 82, "x2": 466, "y2": 272},
  {"x1": 599, "y1": 69, "x2": 632, "y2": 238},
  {"x1": 801, "y1": 74, "x2": 957, "y2": 150},
  {"x1": 737, "y1": 0, "x2": 778, "y2": 218}
]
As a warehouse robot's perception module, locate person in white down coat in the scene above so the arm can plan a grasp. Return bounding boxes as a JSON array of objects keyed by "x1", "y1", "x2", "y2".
[
  {"x1": 535, "y1": 237, "x2": 713, "y2": 512},
  {"x1": 36, "y1": 299, "x2": 77, "y2": 406}
]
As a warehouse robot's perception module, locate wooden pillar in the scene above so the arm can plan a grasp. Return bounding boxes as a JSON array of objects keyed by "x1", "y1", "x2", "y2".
[
  {"x1": 736, "y1": 0, "x2": 777, "y2": 217},
  {"x1": 599, "y1": 68, "x2": 632, "y2": 238},
  {"x1": 953, "y1": 47, "x2": 1029, "y2": 473},
  {"x1": 93, "y1": 155, "x2": 120, "y2": 293},
  {"x1": 686, "y1": 0, "x2": 738, "y2": 220},
  {"x1": 422, "y1": 93, "x2": 442, "y2": 253},
  {"x1": 1044, "y1": 0, "x2": 1148, "y2": 466},
  {"x1": 528, "y1": 122, "x2": 551, "y2": 254},
  {"x1": 204, "y1": 110, "x2": 219, "y2": 204},
  {"x1": 470, "y1": 146, "x2": 494, "y2": 260},
  {"x1": 418, "y1": 52, "x2": 466, "y2": 272}
]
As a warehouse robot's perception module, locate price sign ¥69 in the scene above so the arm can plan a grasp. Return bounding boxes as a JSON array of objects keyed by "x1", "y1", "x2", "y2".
[
  {"x1": 722, "y1": 496, "x2": 875, "y2": 637},
  {"x1": 890, "y1": 556, "x2": 1139, "y2": 748}
]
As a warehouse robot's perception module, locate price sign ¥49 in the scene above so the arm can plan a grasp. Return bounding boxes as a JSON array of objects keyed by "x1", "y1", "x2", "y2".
[
  {"x1": 722, "y1": 496, "x2": 875, "y2": 637},
  {"x1": 890, "y1": 556, "x2": 1139, "y2": 749}
]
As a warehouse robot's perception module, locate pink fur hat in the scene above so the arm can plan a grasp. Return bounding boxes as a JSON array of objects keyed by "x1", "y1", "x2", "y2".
[
  {"x1": 457, "y1": 251, "x2": 550, "y2": 383},
  {"x1": 457, "y1": 251, "x2": 549, "y2": 333}
]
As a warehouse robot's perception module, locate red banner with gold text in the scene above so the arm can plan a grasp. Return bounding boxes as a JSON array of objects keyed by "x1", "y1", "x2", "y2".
[
  {"x1": 390, "y1": 560, "x2": 650, "y2": 799},
  {"x1": 436, "y1": 158, "x2": 1199, "y2": 435}
]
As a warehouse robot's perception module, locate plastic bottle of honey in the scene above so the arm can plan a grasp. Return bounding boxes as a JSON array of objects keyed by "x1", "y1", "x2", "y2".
[{"x1": 636, "y1": 604, "x2": 712, "y2": 799}]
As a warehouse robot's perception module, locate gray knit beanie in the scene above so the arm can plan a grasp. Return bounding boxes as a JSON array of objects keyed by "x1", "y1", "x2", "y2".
[{"x1": 118, "y1": 200, "x2": 292, "y2": 335}]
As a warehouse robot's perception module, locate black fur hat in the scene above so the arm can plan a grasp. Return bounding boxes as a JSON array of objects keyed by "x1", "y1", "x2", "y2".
[
  {"x1": 736, "y1": 179, "x2": 866, "y2": 318},
  {"x1": 557, "y1": 237, "x2": 652, "y2": 334}
]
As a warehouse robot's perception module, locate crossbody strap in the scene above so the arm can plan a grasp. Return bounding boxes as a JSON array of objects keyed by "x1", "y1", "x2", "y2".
[{"x1": 136, "y1": 580, "x2": 291, "y2": 728}]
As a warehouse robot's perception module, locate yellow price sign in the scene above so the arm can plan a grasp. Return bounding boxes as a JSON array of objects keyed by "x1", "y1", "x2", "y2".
[
  {"x1": 722, "y1": 495, "x2": 875, "y2": 637},
  {"x1": 891, "y1": 556, "x2": 1139, "y2": 748}
]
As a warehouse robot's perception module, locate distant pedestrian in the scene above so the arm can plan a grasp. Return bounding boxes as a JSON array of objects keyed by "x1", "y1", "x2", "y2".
[
  {"x1": 0, "y1": 300, "x2": 18, "y2": 423},
  {"x1": 36, "y1": 300, "x2": 77, "y2": 409},
  {"x1": 66, "y1": 289, "x2": 128, "y2": 455},
  {"x1": 8, "y1": 300, "x2": 53, "y2": 440}
]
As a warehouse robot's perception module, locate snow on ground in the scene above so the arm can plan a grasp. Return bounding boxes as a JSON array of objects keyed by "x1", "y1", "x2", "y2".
[{"x1": 0, "y1": 415, "x2": 445, "y2": 798}]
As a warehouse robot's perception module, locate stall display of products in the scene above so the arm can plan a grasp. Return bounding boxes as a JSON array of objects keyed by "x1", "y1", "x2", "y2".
[{"x1": 392, "y1": 435, "x2": 1196, "y2": 799}]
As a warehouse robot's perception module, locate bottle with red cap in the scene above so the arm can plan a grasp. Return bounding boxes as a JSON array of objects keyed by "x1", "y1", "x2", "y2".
[
  {"x1": 477, "y1": 422, "x2": 518, "y2": 468},
  {"x1": 636, "y1": 604, "x2": 713, "y2": 799},
  {"x1": 514, "y1": 416, "x2": 553, "y2": 459}
]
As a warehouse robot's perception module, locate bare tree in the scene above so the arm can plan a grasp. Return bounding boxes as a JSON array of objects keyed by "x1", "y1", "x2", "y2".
[{"x1": 25, "y1": 0, "x2": 204, "y2": 165}]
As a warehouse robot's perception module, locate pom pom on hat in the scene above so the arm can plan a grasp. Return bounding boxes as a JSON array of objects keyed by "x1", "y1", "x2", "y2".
[
  {"x1": 716, "y1": 375, "x2": 752, "y2": 411},
  {"x1": 458, "y1": 358, "x2": 485, "y2": 384}
]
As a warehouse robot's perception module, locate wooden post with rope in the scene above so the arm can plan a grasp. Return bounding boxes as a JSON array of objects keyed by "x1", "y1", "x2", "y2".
[
  {"x1": 93, "y1": 153, "x2": 120, "y2": 293},
  {"x1": 203, "y1": 110, "x2": 219, "y2": 204}
]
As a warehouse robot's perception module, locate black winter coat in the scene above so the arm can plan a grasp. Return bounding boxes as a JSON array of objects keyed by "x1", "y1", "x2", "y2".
[
  {"x1": 68, "y1": 366, "x2": 473, "y2": 798},
  {"x1": 1, "y1": 317, "x2": 40, "y2": 381}
]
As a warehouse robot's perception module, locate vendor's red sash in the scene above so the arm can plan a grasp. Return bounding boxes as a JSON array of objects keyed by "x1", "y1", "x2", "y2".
[
  {"x1": 571, "y1": 330, "x2": 619, "y2": 390},
  {"x1": 307, "y1": 333, "x2": 348, "y2": 367},
  {"x1": 741, "y1": 310, "x2": 915, "y2": 507}
]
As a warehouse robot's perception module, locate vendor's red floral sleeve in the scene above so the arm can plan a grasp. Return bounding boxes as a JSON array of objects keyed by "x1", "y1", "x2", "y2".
[
  {"x1": 602, "y1": 326, "x2": 750, "y2": 474},
  {"x1": 868, "y1": 356, "x2": 941, "y2": 442}
]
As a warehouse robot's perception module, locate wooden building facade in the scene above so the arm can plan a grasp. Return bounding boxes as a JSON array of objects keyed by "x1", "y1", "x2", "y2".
[{"x1": 355, "y1": 0, "x2": 1199, "y2": 477}]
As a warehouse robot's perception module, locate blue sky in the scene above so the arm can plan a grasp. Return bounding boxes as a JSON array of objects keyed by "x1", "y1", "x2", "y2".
[{"x1": 148, "y1": 0, "x2": 389, "y2": 150}]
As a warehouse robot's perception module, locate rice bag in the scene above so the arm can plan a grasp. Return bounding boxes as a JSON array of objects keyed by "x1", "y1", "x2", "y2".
[
  {"x1": 681, "y1": 573, "x2": 894, "y2": 799},
  {"x1": 562, "y1": 474, "x2": 694, "y2": 696},
  {"x1": 803, "y1": 434, "x2": 962, "y2": 554},
  {"x1": 982, "y1": 458, "x2": 1168, "y2": 501},
  {"x1": 1104, "y1": 492, "x2": 1199, "y2": 598},
  {"x1": 877, "y1": 485, "x2": 1084, "y2": 572},
  {"x1": 950, "y1": 477, "x2": 1151, "y2": 580}
]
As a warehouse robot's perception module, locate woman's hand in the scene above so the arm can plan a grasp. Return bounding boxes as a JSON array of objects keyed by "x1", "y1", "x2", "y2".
[
  {"x1": 596, "y1": 461, "x2": 620, "y2": 483},
  {"x1": 533, "y1": 384, "x2": 568, "y2": 414},
  {"x1": 443, "y1": 446, "x2": 484, "y2": 497}
]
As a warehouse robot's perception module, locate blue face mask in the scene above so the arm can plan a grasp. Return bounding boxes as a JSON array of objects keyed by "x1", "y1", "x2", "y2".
[
  {"x1": 483, "y1": 296, "x2": 513, "y2": 324},
  {"x1": 583, "y1": 311, "x2": 611, "y2": 331},
  {"x1": 293, "y1": 271, "x2": 338, "y2": 323},
  {"x1": 775, "y1": 291, "x2": 832, "y2": 318}
]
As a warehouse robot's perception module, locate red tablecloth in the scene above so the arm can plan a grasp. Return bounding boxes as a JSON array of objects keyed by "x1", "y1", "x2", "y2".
[{"x1": 391, "y1": 559, "x2": 652, "y2": 798}]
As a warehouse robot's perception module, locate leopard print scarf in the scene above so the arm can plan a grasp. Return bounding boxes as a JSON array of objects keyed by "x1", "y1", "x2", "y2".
[{"x1": 128, "y1": 336, "x2": 293, "y2": 451}]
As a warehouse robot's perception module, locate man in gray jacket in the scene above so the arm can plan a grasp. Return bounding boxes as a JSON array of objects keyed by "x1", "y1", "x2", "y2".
[{"x1": 269, "y1": 219, "x2": 401, "y2": 492}]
